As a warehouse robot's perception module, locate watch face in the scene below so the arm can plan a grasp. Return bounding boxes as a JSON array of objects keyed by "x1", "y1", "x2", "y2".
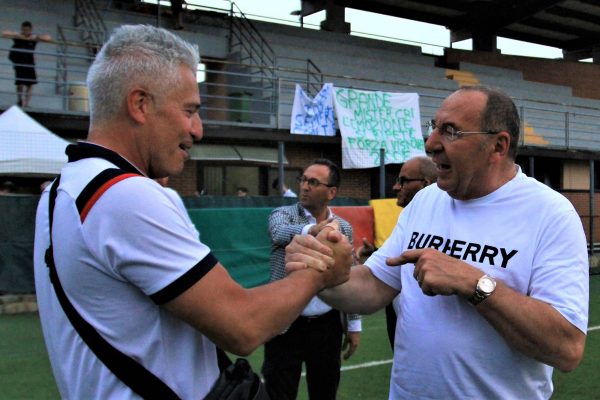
[{"x1": 479, "y1": 277, "x2": 496, "y2": 294}]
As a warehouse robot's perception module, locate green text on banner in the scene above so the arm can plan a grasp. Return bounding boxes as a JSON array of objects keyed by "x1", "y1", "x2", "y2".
[{"x1": 333, "y1": 87, "x2": 426, "y2": 169}]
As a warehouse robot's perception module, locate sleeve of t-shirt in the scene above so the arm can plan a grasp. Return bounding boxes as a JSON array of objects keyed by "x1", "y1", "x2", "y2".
[
  {"x1": 364, "y1": 206, "x2": 408, "y2": 293},
  {"x1": 82, "y1": 176, "x2": 217, "y2": 303},
  {"x1": 530, "y1": 205, "x2": 589, "y2": 334}
]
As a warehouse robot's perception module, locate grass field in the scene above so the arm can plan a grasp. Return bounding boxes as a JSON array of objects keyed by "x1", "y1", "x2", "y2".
[{"x1": 1, "y1": 275, "x2": 598, "y2": 399}]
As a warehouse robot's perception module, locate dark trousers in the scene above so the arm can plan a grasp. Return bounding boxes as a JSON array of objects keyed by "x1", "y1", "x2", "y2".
[
  {"x1": 262, "y1": 309, "x2": 343, "y2": 400},
  {"x1": 385, "y1": 302, "x2": 397, "y2": 350}
]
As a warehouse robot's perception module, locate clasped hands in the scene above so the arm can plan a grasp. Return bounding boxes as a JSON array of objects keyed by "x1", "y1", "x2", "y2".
[
  {"x1": 286, "y1": 226, "x2": 483, "y2": 297},
  {"x1": 285, "y1": 219, "x2": 353, "y2": 289}
]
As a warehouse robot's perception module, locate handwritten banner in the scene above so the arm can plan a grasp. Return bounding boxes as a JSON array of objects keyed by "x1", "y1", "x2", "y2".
[
  {"x1": 290, "y1": 83, "x2": 336, "y2": 136},
  {"x1": 333, "y1": 88, "x2": 425, "y2": 169}
]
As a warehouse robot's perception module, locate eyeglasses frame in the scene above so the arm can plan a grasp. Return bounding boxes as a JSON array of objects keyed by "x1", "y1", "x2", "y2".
[
  {"x1": 395, "y1": 177, "x2": 426, "y2": 186},
  {"x1": 425, "y1": 119, "x2": 498, "y2": 141},
  {"x1": 296, "y1": 175, "x2": 334, "y2": 188}
]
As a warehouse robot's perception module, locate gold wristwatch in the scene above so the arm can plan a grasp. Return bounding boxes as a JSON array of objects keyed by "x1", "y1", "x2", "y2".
[{"x1": 468, "y1": 274, "x2": 496, "y2": 306}]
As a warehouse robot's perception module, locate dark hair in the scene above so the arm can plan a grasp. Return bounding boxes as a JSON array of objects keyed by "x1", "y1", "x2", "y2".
[
  {"x1": 236, "y1": 187, "x2": 248, "y2": 192},
  {"x1": 271, "y1": 178, "x2": 281, "y2": 190},
  {"x1": 21, "y1": 21, "x2": 32, "y2": 29},
  {"x1": 458, "y1": 85, "x2": 520, "y2": 159},
  {"x1": 307, "y1": 158, "x2": 341, "y2": 187},
  {"x1": 1, "y1": 180, "x2": 16, "y2": 191}
]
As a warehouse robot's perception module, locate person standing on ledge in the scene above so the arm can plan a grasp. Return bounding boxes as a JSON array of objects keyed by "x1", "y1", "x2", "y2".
[{"x1": 2, "y1": 21, "x2": 52, "y2": 107}]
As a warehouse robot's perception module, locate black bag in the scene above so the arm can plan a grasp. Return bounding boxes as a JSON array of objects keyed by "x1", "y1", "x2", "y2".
[{"x1": 204, "y1": 358, "x2": 269, "y2": 400}]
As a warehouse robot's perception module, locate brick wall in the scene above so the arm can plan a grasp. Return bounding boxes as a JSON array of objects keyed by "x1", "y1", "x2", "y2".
[
  {"x1": 562, "y1": 191, "x2": 600, "y2": 243},
  {"x1": 170, "y1": 143, "x2": 377, "y2": 200},
  {"x1": 170, "y1": 161, "x2": 198, "y2": 196},
  {"x1": 444, "y1": 49, "x2": 600, "y2": 101},
  {"x1": 285, "y1": 143, "x2": 372, "y2": 199}
]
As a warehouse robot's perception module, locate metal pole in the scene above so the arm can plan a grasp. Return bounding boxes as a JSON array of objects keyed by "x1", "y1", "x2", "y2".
[
  {"x1": 278, "y1": 141, "x2": 285, "y2": 195},
  {"x1": 528, "y1": 156, "x2": 535, "y2": 178},
  {"x1": 379, "y1": 148, "x2": 385, "y2": 199},
  {"x1": 520, "y1": 106, "x2": 525, "y2": 147},
  {"x1": 156, "y1": 0, "x2": 161, "y2": 27},
  {"x1": 590, "y1": 159, "x2": 595, "y2": 255},
  {"x1": 565, "y1": 112, "x2": 570, "y2": 149}
]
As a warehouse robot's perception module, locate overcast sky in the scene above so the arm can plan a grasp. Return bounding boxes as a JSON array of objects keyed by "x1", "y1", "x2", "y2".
[{"x1": 187, "y1": 0, "x2": 564, "y2": 59}]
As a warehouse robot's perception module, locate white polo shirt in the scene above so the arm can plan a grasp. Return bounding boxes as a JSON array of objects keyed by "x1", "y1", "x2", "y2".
[{"x1": 34, "y1": 152, "x2": 220, "y2": 399}]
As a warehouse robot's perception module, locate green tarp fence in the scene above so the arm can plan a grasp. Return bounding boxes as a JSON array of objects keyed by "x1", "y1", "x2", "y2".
[
  {"x1": 183, "y1": 195, "x2": 367, "y2": 209},
  {"x1": 188, "y1": 207, "x2": 274, "y2": 288},
  {"x1": 0, "y1": 195, "x2": 368, "y2": 293},
  {"x1": 0, "y1": 195, "x2": 39, "y2": 294}
]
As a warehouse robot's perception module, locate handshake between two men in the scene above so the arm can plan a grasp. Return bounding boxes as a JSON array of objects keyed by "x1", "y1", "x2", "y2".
[{"x1": 284, "y1": 220, "x2": 354, "y2": 289}]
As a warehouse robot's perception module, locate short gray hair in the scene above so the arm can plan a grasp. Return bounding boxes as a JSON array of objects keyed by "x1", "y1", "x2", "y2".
[{"x1": 87, "y1": 25, "x2": 199, "y2": 123}]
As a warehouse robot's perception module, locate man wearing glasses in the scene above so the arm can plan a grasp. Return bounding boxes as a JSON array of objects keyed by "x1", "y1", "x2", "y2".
[
  {"x1": 261, "y1": 158, "x2": 361, "y2": 400},
  {"x1": 289, "y1": 86, "x2": 589, "y2": 399},
  {"x1": 392, "y1": 156, "x2": 437, "y2": 210}
]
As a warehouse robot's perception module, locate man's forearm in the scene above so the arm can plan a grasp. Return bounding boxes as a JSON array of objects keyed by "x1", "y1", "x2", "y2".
[
  {"x1": 477, "y1": 282, "x2": 586, "y2": 372},
  {"x1": 319, "y1": 265, "x2": 397, "y2": 315}
]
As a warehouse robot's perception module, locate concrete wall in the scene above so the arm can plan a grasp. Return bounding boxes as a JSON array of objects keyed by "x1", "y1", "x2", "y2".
[
  {"x1": 563, "y1": 191, "x2": 600, "y2": 244},
  {"x1": 444, "y1": 48, "x2": 600, "y2": 102},
  {"x1": 0, "y1": 1, "x2": 75, "y2": 110}
]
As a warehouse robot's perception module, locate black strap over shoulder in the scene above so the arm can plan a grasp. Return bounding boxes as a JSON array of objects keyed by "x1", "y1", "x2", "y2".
[
  {"x1": 45, "y1": 171, "x2": 181, "y2": 400},
  {"x1": 66, "y1": 142, "x2": 141, "y2": 174}
]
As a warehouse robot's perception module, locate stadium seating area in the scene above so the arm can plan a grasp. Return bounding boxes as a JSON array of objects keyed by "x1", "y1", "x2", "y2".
[{"x1": 2, "y1": 0, "x2": 600, "y2": 153}]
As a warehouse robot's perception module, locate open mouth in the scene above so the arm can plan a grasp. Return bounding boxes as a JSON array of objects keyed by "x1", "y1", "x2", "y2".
[{"x1": 179, "y1": 144, "x2": 190, "y2": 158}]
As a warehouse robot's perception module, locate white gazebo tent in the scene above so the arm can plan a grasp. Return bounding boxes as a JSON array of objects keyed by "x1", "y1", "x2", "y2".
[{"x1": 0, "y1": 106, "x2": 70, "y2": 176}]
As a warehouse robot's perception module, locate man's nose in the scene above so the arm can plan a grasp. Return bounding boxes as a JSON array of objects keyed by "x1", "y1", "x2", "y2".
[
  {"x1": 425, "y1": 130, "x2": 442, "y2": 153},
  {"x1": 191, "y1": 113, "x2": 203, "y2": 140}
]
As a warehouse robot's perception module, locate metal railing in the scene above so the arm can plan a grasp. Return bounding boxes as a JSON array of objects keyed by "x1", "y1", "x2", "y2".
[
  {"x1": 0, "y1": 40, "x2": 92, "y2": 114},
  {"x1": 74, "y1": 0, "x2": 107, "y2": 57},
  {"x1": 227, "y1": 2, "x2": 276, "y2": 115},
  {"x1": 3, "y1": 37, "x2": 600, "y2": 153},
  {"x1": 200, "y1": 59, "x2": 278, "y2": 128},
  {"x1": 228, "y1": 2, "x2": 276, "y2": 70}
]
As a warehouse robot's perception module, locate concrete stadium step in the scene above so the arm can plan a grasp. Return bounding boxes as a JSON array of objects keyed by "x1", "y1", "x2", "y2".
[{"x1": 0, "y1": 294, "x2": 38, "y2": 315}]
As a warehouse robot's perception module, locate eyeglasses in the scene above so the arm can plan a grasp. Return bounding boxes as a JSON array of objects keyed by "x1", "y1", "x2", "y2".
[
  {"x1": 425, "y1": 120, "x2": 498, "y2": 142},
  {"x1": 395, "y1": 177, "x2": 426, "y2": 186},
  {"x1": 296, "y1": 176, "x2": 333, "y2": 188}
]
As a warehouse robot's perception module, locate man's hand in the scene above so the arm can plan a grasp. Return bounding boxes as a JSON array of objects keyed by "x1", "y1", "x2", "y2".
[
  {"x1": 285, "y1": 221, "x2": 353, "y2": 289},
  {"x1": 386, "y1": 248, "x2": 483, "y2": 298},
  {"x1": 315, "y1": 221, "x2": 353, "y2": 288},
  {"x1": 308, "y1": 218, "x2": 334, "y2": 236},
  {"x1": 285, "y1": 234, "x2": 334, "y2": 273},
  {"x1": 342, "y1": 331, "x2": 360, "y2": 360},
  {"x1": 356, "y1": 237, "x2": 375, "y2": 264}
]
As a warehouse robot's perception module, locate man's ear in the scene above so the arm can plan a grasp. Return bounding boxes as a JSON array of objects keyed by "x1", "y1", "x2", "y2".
[
  {"x1": 492, "y1": 131, "x2": 511, "y2": 159},
  {"x1": 127, "y1": 88, "x2": 152, "y2": 124},
  {"x1": 328, "y1": 186, "x2": 338, "y2": 201}
]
